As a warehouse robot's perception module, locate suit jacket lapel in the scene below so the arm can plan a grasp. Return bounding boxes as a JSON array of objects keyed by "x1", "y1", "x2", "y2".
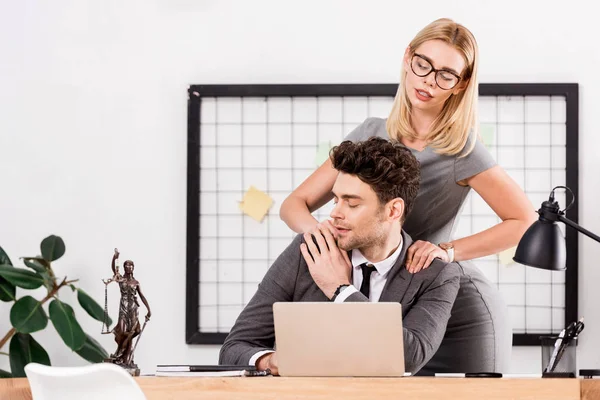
[{"x1": 379, "y1": 230, "x2": 414, "y2": 304}]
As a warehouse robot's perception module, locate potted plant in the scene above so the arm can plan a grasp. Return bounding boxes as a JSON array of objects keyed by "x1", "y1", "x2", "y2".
[{"x1": 0, "y1": 235, "x2": 111, "y2": 377}]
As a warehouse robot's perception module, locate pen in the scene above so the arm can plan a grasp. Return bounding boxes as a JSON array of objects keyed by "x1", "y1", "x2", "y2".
[
  {"x1": 545, "y1": 328, "x2": 567, "y2": 373},
  {"x1": 545, "y1": 317, "x2": 584, "y2": 373},
  {"x1": 435, "y1": 373, "x2": 502, "y2": 378}
]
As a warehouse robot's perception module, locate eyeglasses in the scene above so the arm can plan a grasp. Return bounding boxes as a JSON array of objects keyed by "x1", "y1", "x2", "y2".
[{"x1": 410, "y1": 54, "x2": 461, "y2": 90}]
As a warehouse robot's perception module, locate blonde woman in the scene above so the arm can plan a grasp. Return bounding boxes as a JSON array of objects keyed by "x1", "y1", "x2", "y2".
[{"x1": 279, "y1": 18, "x2": 537, "y2": 374}]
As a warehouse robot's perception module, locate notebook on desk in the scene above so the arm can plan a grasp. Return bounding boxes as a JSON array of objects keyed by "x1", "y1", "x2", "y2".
[
  {"x1": 273, "y1": 302, "x2": 405, "y2": 377},
  {"x1": 155, "y1": 364, "x2": 269, "y2": 377}
]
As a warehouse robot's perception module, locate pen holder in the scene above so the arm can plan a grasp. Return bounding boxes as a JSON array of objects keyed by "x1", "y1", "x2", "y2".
[{"x1": 540, "y1": 335, "x2": 578, "y2": 377}]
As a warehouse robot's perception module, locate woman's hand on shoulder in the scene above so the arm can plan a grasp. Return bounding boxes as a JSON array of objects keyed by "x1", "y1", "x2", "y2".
[
  {"x1": 300, "y1": 219, "x2": 340, "y2": 238},
  {"x1": 405, "y1": 240, "x2": 449, "y2": 274},
  {"x1": 315, "y1": 219, "x2": 340, "y2": 239}
]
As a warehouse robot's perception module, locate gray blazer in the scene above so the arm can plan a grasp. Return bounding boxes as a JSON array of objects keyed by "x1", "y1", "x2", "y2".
[{"x1": 219, "y1": 231, "x2": 461, "y2": 374}]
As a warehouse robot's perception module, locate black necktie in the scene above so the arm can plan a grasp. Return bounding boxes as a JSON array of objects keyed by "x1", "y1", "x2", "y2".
[{"x1": 359, "y1": 263, "x2": 376, "y2": 299}]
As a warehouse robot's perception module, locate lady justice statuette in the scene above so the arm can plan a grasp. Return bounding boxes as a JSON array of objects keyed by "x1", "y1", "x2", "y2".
[{"x1": 101, "y1": 248, "x2": 151, "y2": 376}]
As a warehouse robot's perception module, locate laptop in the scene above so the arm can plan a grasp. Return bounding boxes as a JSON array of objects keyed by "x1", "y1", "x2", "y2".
[{"x1": 273, "y1": 302, "x2": 405, "y2": 377}]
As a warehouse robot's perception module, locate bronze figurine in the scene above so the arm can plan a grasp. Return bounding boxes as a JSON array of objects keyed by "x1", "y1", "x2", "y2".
[{"x1": 102, "y1": 248, "x2": 151, "y2": 376}]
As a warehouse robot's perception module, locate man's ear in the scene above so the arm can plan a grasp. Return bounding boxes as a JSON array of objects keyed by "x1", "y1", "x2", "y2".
[{"x1": 387, "y1": 198, "x2": 405, "y2": 222}]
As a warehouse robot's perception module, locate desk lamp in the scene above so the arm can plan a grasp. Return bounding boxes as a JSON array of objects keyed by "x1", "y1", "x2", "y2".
[
  {"x1": 513, "y1": 186, "x2": 600, "y2": 270},
  {"x1": 513, "y1": 186, "x2": 600, "y2": 378}
]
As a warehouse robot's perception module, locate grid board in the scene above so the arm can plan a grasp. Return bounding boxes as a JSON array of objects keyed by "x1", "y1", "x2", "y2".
[{"x1": 186, "y1": 84, "x2": 579, "y2": 346}]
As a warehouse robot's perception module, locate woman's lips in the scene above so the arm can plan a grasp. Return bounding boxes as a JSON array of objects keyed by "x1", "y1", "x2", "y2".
[{"x1": 415, "y1": 88, "x2": 433, "y2": 102}]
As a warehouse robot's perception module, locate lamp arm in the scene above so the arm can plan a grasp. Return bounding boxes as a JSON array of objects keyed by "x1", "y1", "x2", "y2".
[{"x1": 557, "y1": 215, "x2": 600, "y2": 243}]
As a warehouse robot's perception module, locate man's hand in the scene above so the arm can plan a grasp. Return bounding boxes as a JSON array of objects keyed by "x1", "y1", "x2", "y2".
[
  {"x1": 300, "y1": 225, "x2": 352, "y2": 299},
  {"x1": 405, "y1": 240, "x2": 449, "y2": 273},
  {"x1": 256, "y1": 352, "x2": 279, "y2": 375}
]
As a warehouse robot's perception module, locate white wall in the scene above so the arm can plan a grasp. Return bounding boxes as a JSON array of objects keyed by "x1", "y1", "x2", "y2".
[{"x1": 1, "y1": 0, "x2": 598, "y2": 375}]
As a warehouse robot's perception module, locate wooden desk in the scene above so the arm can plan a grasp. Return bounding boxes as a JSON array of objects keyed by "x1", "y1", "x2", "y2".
[
  {"x1": 0, "y1": 376, "x2": 587, "y2": 400},
  {"x1": 581, "y1": 379, "x2": 600, "y2": 400}
]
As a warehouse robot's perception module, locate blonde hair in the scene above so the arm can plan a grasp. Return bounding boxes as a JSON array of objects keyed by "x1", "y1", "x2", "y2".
[{"x1": 386, "y1": 18, "x2": 479, "y2": 156}]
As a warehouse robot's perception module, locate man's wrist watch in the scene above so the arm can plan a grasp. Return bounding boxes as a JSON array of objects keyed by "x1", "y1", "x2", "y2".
[
  {"x1": 330, "y1": 284, "x2": 350, "y2": 301},
  {"x1": 439, "y1": 242, "x2": 455, "y2": 263}
]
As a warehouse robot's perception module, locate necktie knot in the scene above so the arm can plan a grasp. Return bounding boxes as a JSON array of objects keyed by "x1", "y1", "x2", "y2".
[{"x1": 359, "y1": 263, "x2": 376, "y2": 299}]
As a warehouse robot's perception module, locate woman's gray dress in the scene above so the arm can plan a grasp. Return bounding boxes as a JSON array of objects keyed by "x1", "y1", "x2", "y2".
[{"x1": 346, "y1": 117, "x2": 511, "y2": 375}]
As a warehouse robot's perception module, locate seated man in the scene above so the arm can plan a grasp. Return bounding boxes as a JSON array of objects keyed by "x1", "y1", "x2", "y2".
[{"x1": 219, "y1": 137, "x2": 461, "y2": 375}]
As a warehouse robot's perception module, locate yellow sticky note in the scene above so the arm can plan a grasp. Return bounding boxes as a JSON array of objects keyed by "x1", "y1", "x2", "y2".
[
  {"x1": 239, "y1": 186, "x2": 273, "y2": 222},
  {"x1": 315, "y1": 141, "x2": 333, "y2": 167},
  {"x1": 480, "y1": 124, "x2": 495, "y2": 148},
  {"x1": 499, "y1": 246, "x2": 517, "y2": 265}
]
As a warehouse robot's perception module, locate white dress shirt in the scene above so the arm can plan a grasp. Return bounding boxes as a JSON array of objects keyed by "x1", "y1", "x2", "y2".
[
  {"x1": 250, "y1": 238, "x2": 404, "y2": 366},
  {"x1": 334, "y1": 237, "x2": 404, "y2": 303}
]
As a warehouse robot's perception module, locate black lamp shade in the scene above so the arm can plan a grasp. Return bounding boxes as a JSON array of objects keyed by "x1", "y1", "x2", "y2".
[
  {"x1": 513, "y1": 187, "x2": 600, "y2": 271},
  {"x1": 513, "y1": 220, "x2": 566, "y2": 270}
]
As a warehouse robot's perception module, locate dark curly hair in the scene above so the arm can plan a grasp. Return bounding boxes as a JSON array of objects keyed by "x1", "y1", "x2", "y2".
[{"x1": 330, "y1": 137, "x2": 420, "y2": 220}]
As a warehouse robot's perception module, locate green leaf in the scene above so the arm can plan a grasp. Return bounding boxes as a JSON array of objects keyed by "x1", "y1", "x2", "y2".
[
  {"x1": 41, "y1": 235, "x2": 65, "y2": 262},
  {"x1": 9, "y1": 333, "x2": 51, "y2": 378},
  {"x1": 21, "y1": 257, "x2": 54, "y2": 291},
  {"x1": 77, "y1": 288, "x2": 112, "y2": 326},
  {"x1": 0, "y1": 369, "x2": 12, "y2": 378},
  {"x1": 0, "y1": 246, "x2": 13, "y2": 266},
  {"x1": 49, "y1": 299, "x2": 85, "y2": 351},
  {"x1": 22, "y1": 257, "x2": 48, "y2": 274},
  {"x1": 0, "y1": 247, "x2": 16, "y2": 302},
  {"x1": 0, "y1": 265, "x2": 44, "y2": 290},
  {"x1": 0, "y1": 276, "x2": 16, "y2": 302},
  {"x1": 10, "y1": 296, "x2": 49, "y2": 333},
  {"x1": 69, "y1": 284, "x2": 77, "y2": 292},
  {"x1": 75, "y1": 333, "x2": 109, "y2": 363}
]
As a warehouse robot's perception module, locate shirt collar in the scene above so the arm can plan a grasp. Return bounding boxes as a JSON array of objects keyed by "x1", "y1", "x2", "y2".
[{"x1": 350, "y1": 236, "x2": 404, "y2": 277}]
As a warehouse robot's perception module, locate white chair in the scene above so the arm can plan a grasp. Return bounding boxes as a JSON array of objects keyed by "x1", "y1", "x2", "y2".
[{"x1": 25, "y1": 362, "x2": 147, "y2": 400}]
